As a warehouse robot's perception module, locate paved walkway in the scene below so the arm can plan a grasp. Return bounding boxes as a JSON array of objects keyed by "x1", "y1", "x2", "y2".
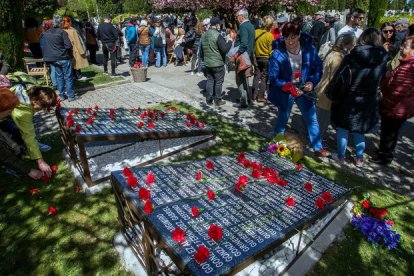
[{"x1": 35, "y1": 54, "x2": 414, "y2": 198}]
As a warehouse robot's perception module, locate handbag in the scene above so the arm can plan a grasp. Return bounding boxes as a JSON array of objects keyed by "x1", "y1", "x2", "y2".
[{"x1": 154, "y1": 35, "x2": 163, "y2": 48}]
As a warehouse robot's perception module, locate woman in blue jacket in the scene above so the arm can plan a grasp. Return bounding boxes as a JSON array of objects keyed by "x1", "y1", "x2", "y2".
[{"x1": 268, "y1": 22, "x2": 330, "y2": 157}]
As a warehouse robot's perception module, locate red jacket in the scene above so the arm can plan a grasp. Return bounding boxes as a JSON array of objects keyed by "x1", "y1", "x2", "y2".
[{"x1": 381, "y1": 56, "x2": 414, "y2": 119}]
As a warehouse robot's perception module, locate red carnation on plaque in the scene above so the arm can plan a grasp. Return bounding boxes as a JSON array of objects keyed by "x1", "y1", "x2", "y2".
[
  {"x1": 173, "y1": 107, "x2": 178, "y2": 112},
  {"x1": 285, "y1": 196, "x2": 295, "y2": 207},
  {"x1": 194, "y1": 245, "x2": 210, "y2": 264},
  {"x1": 208, "y1": 224, "x2": 223, "y2": 241},
  {"x1": 75, "y1": 125, "x2": 82, "y2": 132},
  {"x1": 185, "y1": 121, "x2": 191, "y2": 127},
  {"x1": 191, "y1": 206, "x2": 200, "y2": 217},
  {"x1": 94, "y1": 105, "x2": 99, "y2": 110},
  {"x1": 127, "y1": 176, "x2": 138, "y2": 188},
  {"x1": 207, "y1": 189, "x2": 215, "y2": 200},
  {"x1": 29, "y1": 188, "x2": 40, "y2": 196},
  {"x1": 160, "y1": 111, "x2": 166, "y2": 118},
  {"x1": 201, "y1": 122, "x2": 205, "y2": 128},
  {"x1": 296, "y1": 164, "x2": 303, "y2": 171},
  {"x1": 138, "y1": 187, "x2": 151, "y2": 201},
  {"x1": 131, "y1": 108, "x2": 135, "y2": 114},
  {"x1": 242, "y1": 159, "x2": 251, "y2": 168},
  {"x1": 304, "y1": 182, "x2": 313, "y2": 193},
  {"x1": 236, "y1": 152, "x2": 246, "y2": 163},
  {"x1": 315, "y1": 197, "x2": 326, "y2": 209},
  {"x1": 137, "y1": 122, "x2": 144, "y2": 128},
  {"x1": 238, "y1": 175, "x2": 249, "y2": 185},
  {"x1": 87, "y1": 118, "x2": 93, "y2": 125},
  {"x1": 235, "y1": 181, "x2": 247, "y2": 192},
  {"x1": 123, "y1": 167, "x2": 133, "y2": 177},
  {"x1": 361, "y1": 199, "x2": 371, "y2": 209},
  {"x1": 252, "y1": 169, "x2": 261, "y2": 179},
  {"x1": 195, "y1": 171, "x2": 202, "y2": 181},
  {"x1": 92, "y1": 111, "x2": 97, "y2": 117},
  {"x1": 263, "y1": 167, "x2": 279, "y2": 178},
  {"x1": 143, "y1": 201, "x2": 154, "y2": 214},
  {"x1": 206, "y1": 160, "x2": 214, "y2": 170},
  {"x1": 146, "y1": 172, "x2": 155, "y2": 185},
  {"x1": 171, "y1": 227, "x2": 186, "y2": 243},
  {"x1": 147, "y1": 121, "x2": 155, "y2": 129},
  {"x1": 86, "y1": 107, "x2": 92, "y2": 114},
  {"x1": 321, "y1": 191, "x2": 333, "y2": 203},
  {"x1": 67, "y1": 119, "x2": 74, "y2": 127},
  {"x1": 48, "y1": 206, "x2": 57, "y2": 215}
]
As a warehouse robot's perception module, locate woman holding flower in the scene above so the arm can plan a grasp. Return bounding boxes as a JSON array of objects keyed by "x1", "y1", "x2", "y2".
[{"x1": 268, "y1": 22, "x2": 330, "y2": 157}]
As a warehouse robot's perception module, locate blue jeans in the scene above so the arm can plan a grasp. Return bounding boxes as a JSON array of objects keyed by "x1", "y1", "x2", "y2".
[
  {"x1": 274, "y1": 96, "x2": 323, "y2": 151},
  {"x1": 140, "y1": 44, "x2": 150, "y2": 67},
  {"x1": 53, "y1": 59, "x2": 74, "y2": 99},
  {"x1": 49, "y1": 63, "x2": 57, "y2": 87},
  {"x1": 154, "y1": 47, "x2": 167, "y2": 67},
  {"x1": 336, "y1": 127, "x2": 365, "y2": 159}
]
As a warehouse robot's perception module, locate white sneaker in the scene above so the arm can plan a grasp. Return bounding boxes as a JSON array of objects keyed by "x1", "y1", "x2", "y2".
[
  {"x1": 77, "y1": 76, "x2": 87, "y2": 81},
  {"x1": 191, "y1": 72, "x2": 195, "y2": 76},
  {"x1": 39, "y1": 143, "x2": 52, "y2": 152},
  {"x1": 197, "y1": 72, "x2": 203, "y2": 77}
]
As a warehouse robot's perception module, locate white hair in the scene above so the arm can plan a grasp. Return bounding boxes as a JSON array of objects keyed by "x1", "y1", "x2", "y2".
[{"x1": 236, "y1": 8, "x2": 249, "y2": 19}]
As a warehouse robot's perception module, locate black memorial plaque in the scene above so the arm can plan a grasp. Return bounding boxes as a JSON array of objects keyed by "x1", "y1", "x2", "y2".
[{"x1": 111, "y1": 151, "x2": 350, "y2": 275}]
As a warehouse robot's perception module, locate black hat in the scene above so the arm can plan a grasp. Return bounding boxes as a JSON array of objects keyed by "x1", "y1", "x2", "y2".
[{"x1": 210, "y1": 17, "x2": 221, "y2": 26}]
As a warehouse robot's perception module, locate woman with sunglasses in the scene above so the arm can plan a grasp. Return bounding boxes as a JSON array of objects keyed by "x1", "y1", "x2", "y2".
[{"x1": 380, "y1": 22, "x2": 397, "y2": 58}]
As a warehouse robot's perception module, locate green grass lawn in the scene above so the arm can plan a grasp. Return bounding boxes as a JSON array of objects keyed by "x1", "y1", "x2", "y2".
[
  {"x1": 0, "y1": 102, "x2": 412, "y2": 275},
  {"x1": 73, "y1": 66, "x2": 124, "y2": 90}
]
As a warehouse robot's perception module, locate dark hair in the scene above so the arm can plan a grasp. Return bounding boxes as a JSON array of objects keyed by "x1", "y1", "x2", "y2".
[
  {"x1": 0, "y1": 88, "x2": 19, "y2": 112},
  {"x1": 358, "y1": 27, "x2": 382, "y2": 47},
  {"x1": 408, "y1": 24, "x2": 414, "y2": 36},
  {"x1": 380, "y1": 22, "x2": 396, "y2": 43},
  {"x1": 349, "y1": 8, "x2": 365, "y2": 17},
  {"x1": 28, "y1": 86, "x2": 57, "y2": 108},
  {"x1": 282, "y1": 22, "x2": 301, "y2": 37}
]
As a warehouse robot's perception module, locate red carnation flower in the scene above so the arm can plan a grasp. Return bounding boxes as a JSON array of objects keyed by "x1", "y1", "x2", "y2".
[
  {"x1": 263, "y1": 167, "x2": 278, "y2": 178},
  {"x1": 293, "y1": 71, "x2": 302, "y2": 79},
  {"x1": 252, "y1": 169, "x2": 261, "y2": 179},
  {"x1": 138, "y1": 187, "x2": 151, "y2": 201},
  {"x1": 321, "y1": 191, "x2": 333, "y2": 203},
  {"x1": 206, "y1": 160, "x2": 214, "y2": 170},
  {"x1": 171, "y1": 227, "x2": 186, "y2": 243},
  {"x1": 242, "y1": 159, "x2": 251, "y2": 168},
  {"x1": 315, "y1": 197, "x2": 326, "y2": 209},
  {"x1": 238, "y1": 175, "x2": 249, "y2": 185},
  {"x1": 290, "y1": 87, "x2": 299, "y2": 98},
  {"x1": 94, "y1": 105, "x2": 99, "y2": 110},
  {"x1": 194, "y1": 245, "x2": 209, "y2": 264},
  {"x1": 92, "y1": 111, "x2": 97, "y2": 117},
  {"x1": 304, "y1": 182, "x2": 313, "y2": 193},
  {"x1": 67, "y1": 119, "x2": 74, "y2": 127},
  {"x1": 143, "y1": 201, "x2": 153, "y2": 214},
  {"x1": 208, "y1": 224, "x2": 223, "y2": 241},
  {"x1": 185, "y1": 121, "x2": 191, "y2": 127},
  {"x1": 369, "y1": 207, "x2": 388, "y2": 220},
  {"x1": 235, "y1": 181, "x2": 247, "y2": 192},
  {"x1": 75, "y1": 125, "x2": 82, "y2": 132},
  {"x1": 201, "y1": 122, "x2": 205, "y2": 128},
  {"x1": 191, "y1": 206, "x2": 200, "y2": 217},
  {"x1": 109, "y1": 108, "x2": 115, "y2": 115},
  {"x1": 127, "y1": 176, "x2": 138, "y2": 188},
  {"x1": 123, "y1": 167, "x2": 133, "y2": 177},
  {"x1": 137, "y1": 122, "x2": 144, "y2": 128},
  {"x1": 147, "y1": 121, "x2": 155, "y2": 128},
  {"x1": 160, "y1": 112, "x2": 166, "y2": 118},
  {"x1": 282, "y1": 82, "x2": 293, "y2": 92},
  {"x1": 361, "y1": 199, "x2": 371, "y2": 209},
  {"x1": 87, "y1": 118, "x2": 93, "y2": 125},
  {"x1": 40, "y1": 175, "x2": 51, "y2": 182},
  {"x1": 131, "y1": 108, "x2": 135, "y2": 114},
  {"x1": 48, "y1": 206, "x2": 57, "y2": 215},
  {"x1": 236, "y1": 152, "x2": 246, "y2": 163},
  {"x1": 29, "y1": 188, "x2": 40, "y2": 196},
  {"x1": 146, "y1": 172, "x2": 155, "y2": 185},
  {"x1": 385, "y1": 220, "x2": 394, "y2": 226},
  {"x1": 75, "y1": 185, "x2": 82, "y2": 191},
  {"x1": 86, "y1": 107, "x2": 92, "y2": 114},
  {"x1": 207, "y1": 189, "x2": 215, "y2": 200},
  {"x1": 296, "y1": 164, "x2": 303, "y2": 171},
  {"x1": 51, "y1": 165, "x2": 58, "y2": 174},
  {"x1": 173, "y1": 107, "x2": 178, "y2": 112},
  {"x1": 285, "y1": 196, "x2": 295, "y2": 207},
  {"x1": 195, "y1": 171, "x2": 202, "y2": 181},
  {"x1": 166, "y1": 107, "x2": 171, "y2": 111}
]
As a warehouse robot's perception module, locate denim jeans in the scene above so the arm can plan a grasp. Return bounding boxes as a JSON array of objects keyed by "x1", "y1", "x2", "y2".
[
  {"x1": 154, "y1": 47, "x2": 167, "y2": 67},
  {"x1": 336, "y1": 127, "x2": 365, "y2": 159},
  {"x1": 205, "y1": 66, "x2": 225, "y2": 102},
  {"x1": 235, "y1": 69, "x2": 250, "y2": 106},
  {"x1": 140, "y1": 44, "x2": 151, "y2": 67},
  {"x1": 49, "y1": 63, "x2": 57, "y2": 87},
  {"x1": 53, "y1": 59, "x2": 74, "y2": 99},
  {"x1": 274, "y1": 96, "x2": 323, "y2": 151}
]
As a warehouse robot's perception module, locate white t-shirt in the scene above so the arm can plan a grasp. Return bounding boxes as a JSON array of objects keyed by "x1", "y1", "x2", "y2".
[
  {"x1": 338, "y1": 25, "x2": 363, "y2": 39},
  {"x1": 288, "y1": 50, "x2": 302, "y2": 84}
]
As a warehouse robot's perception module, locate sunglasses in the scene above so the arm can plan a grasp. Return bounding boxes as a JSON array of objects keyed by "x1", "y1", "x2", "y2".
[
  {"x1": 356, "y1": 16, "x2": 365, "y2": 20},
  {"x1": 382, "y1": 30, "x2": 394, "y2": 34}
]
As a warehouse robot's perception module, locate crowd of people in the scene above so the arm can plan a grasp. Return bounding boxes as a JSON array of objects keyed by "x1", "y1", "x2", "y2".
[{"x1": 0, "y1": 7, "x2": 413, "y2": 183}]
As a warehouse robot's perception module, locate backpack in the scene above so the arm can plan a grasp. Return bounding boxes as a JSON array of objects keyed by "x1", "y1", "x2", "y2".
[
  {"x1": 125, "y1": 25, "x2": 137, "y2": 43},
  {"x1": 318, "y1": 41, "x2": 334, "y2": 60},
  {"x1": 325, "y1": 59, "x2": 352, "y2": 102}
]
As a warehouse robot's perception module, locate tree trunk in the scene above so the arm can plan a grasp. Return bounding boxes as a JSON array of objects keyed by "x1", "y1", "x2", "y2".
[
  {"x1": 368, "y1": 0, "x2": 388, "y2": 28},
  {"x1": 0, "y1": 0, "x2": 24, "y2": 70}
]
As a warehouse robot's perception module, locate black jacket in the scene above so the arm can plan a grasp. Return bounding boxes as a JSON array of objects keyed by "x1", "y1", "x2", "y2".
[
  {"x1": 97, "y1": 22, "x2": 118, "y2": 44},
  {"x1": 309, "y1": 19, "x2": 325, "y2": 50},
  {"x1": 331, "y1": 45, "x2": 388, "y2": 133},
  {"x1": 183, "y1": 27, "x2": 201, "y2": 51},
  {"x1": 42, "y1": 28, "x2": 72, "y2": 62}
]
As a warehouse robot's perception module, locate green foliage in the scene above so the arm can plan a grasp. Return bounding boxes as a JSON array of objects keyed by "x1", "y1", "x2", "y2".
[
  {"x1": 96, "y1": 0, "x2": 120, "y2": 19},
  {"x1": 388, "y1": 0, "x2": 407, "y2": 10},
  {"x1": 293, "y1": 0, "x2": 318, "y2": 17},
  {"x1": 368, "y1": 0, "x2": 388, "y2": 28},
  {"x1": 22, "y1": 0, "x2": 58, "y2": 19},
  {"x1": 123, "y1": 0, "x2": 150, "y2": 14},
  {"x1": 379, "y1": 14, "x2": 414, "y2": 25},
  {"x1": 195, "y1": 9, "x2": 213, "y2": 21},
  {"x1": 0, "y1": 0, "x2": 24, "y2": 70}
]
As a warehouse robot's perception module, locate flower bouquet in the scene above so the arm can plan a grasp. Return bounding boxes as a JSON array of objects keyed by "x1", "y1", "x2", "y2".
[
  {"x1": 282, "y1": 71, "x2": 303, "y2": 98},
  {"x1": 352, "y1": 194, "x2": 400, "y2": 250},
  {"x1": 267, "y1": 133, "x2": 303, "y2": 163}
]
